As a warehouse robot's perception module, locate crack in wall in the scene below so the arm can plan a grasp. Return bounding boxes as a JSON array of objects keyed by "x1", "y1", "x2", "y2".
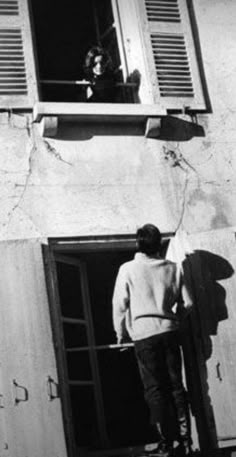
[
  {"x1": 1, "y1": 127, "x2": 73, "y2": 234},
  {"x1": 44, "y1": 140, "x2": 73, "y2": 166},
  {"x1": 0, "y1": 169, "x2": 27, "y2": 175},
  {"x1": 175, "y1": 170, "x2": 189, "y2": 232},
  {"x1": 162, "y1": 143, "x2": 200, "y2": 232},
  {"x1": 3, "y1": 144, "x2": 36, "y2": 230},
  {"x1": 162, "y1": 143, "x2": 198, "y2": 174}
]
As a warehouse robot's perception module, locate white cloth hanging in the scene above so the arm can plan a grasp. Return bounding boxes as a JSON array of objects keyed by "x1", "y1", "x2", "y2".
[{"x1": 166, "y1": 230, "x2": 193, "y2": 270}]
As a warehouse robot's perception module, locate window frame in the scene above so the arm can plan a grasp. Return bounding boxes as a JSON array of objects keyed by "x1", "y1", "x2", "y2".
[{"x1": 42, "y1": 232, "x2": 174, "y2": 453}]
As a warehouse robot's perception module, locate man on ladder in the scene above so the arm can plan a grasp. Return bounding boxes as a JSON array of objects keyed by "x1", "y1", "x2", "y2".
[{"x1": 112, "y1": 224, "x2": 193, "y2": 457}]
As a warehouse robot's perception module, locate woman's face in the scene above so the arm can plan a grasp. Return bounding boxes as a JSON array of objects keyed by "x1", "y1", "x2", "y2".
[{"x1": 92, "y1": 55, "x2": 106, "y2": 76}]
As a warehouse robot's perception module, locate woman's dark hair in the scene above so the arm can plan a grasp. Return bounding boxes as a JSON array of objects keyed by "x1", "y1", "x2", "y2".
[
  {"x1": 84, "y1": 46, "x2": 113, "y2": 80},
  {"x1": 136, "y1": 224, "x2": 161, "y2": 255}
]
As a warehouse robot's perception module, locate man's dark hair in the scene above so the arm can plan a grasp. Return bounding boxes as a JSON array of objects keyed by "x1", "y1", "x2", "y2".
[{"x1": 136, "y1": 224, "x2": 161, "y2": 255}]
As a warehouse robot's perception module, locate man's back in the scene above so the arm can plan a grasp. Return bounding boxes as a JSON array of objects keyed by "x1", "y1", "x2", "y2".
[{"x1": 112, "y1": 252, "x2": 191, "y2": 341}]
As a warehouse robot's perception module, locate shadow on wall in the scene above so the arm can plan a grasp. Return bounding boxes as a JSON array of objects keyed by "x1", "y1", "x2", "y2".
[
  {"x1": 180, "y1": 250, "x2": 234, "y2": 450},
  {"x1": 50, "y1": 115, "x2": 205, "y2": 142},
  {"x1": 146, "y1": 116, "x2": 205, "y2": 141},
  {"x1": 55, "y1": 121, "x2": 145, "y2": 141}
]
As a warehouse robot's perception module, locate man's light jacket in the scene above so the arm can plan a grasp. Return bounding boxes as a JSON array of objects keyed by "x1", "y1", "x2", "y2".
[{"x1": 112, "y1": 252, "x2": 193, "y2": 342}]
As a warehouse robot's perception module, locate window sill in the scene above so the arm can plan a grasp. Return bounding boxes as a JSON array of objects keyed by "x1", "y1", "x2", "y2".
[{"x1": 33, "y1": 102, "x2": 166, "y2": 137}]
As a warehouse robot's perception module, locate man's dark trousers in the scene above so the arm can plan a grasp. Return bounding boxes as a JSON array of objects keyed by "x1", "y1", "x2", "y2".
[{"x1": 134, "y1": 331, "x2": 190, "y2": 443}]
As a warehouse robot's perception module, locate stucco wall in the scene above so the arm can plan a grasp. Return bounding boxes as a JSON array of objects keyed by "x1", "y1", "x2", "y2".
[{"x1": 0, "y1": 0, "x2": 236, "y2": 241}]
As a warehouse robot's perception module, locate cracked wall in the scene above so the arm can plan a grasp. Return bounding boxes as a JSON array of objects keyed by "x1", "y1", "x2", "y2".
[{"x1": 0, "y1": 113, "x2": 235, "y2": 241}]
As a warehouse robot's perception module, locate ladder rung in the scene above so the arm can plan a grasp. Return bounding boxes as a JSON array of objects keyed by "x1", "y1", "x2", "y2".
[
  {"x1": 62, "y1": 316, "x2": 87, "y2": 325},
  {"x1": 66, "y1": 343, "x2": 134, "y2": 352}
]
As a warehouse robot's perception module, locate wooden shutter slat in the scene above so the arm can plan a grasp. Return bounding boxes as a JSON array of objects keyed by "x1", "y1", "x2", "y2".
[
  {"x1": 0, "y1": 76, "x2": 25, "y2": 80},
  {"x1": 0, "y1": 30, "x2": 22, "y2": 33},
  {"x1": 0, "y1": 69, "x2": 26, "y2": 73},
  {"x1": 0, "y1": 44, "x2": 23, "y2": 47},
  {"x1": 0, "y1": 91, "x2": 27, "y2": 94},
  {"x1": 154, "y1": 53, "x2": 189, "y2": 58},
  {"x1": 0, "y1": 61, "x2": 25, "y2": 65},
  {"x1": 0, "y1": 50, "x2": 24, "y2": 53},
  {"x1": 0, "y1": 83, "x2": 27, "y2": 87},
  {"x1": 158, "y1": 76, "x2": 191, "y2": 80},
  {"x1": 146, "y1": 7, "x2": 179, "y2": 11},
  {"x1": 0, "y1": 12, "x2": 19, "y2": 16},
  {"x1": 159, "y1": 82, "x2": 193, "y2": 86},
  {"x1": 0, "y1": 56, "x2": 24, "y2": 59},
  {"x1": 0, "y1": 64, "x2": 25, "y2": 67}
]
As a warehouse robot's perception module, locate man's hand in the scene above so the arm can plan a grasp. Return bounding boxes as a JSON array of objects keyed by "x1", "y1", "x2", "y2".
[
  {"x1": 117, "y1": 335, "x2": 132, "y2": 352},
  {"x1": 117, "y1": 335, "x2": 125, "y2": 345}
]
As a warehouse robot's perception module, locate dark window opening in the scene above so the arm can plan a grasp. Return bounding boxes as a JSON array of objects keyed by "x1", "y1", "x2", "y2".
[
  {"x1": 30, "y1": 0, "x2": 135, "y2": 103},
  {"x1": 44, "y1": 236, "x2": 172, "y2": 455},
  {"x1": 55, "y1": 250, "x2": 154, "y2": 452}
]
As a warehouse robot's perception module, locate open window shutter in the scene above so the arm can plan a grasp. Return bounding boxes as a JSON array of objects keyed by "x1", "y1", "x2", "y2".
[
  {"x1": 115, "y1": 0, "x2": 205, "y2": 109},
  {"x1": 137, "y1": 0, "x2": 205, "y2": 110},
  {"x1": 0, "y1": 239, "x2": 67, "y2": 457},
  {"x1": 0, "y1": 0, "x2": 38, "y2": 108}
]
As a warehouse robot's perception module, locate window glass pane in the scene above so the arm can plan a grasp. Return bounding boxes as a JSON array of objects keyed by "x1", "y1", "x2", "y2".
[
  {"x1": 31, "y1": 0, "x2": 96, "y2": 101},
  {"x1": 97, "y1": 0, "x2": 114, "y2": 35},
  {"x1": 56, "y1": 262, "x2": 84, "y2": 319},
  {"x1": 63, "y1": 322, "x2": 88, "y2": 349},
  {"x1": 84, "y1": 251, "x2": 133, "y2": 345},
  {"x1": 70, "y1": 386, "x2": 99, "y2": 447},
  {"x1": 67, "y1": 352, "x2": 92, "y2": 382}
]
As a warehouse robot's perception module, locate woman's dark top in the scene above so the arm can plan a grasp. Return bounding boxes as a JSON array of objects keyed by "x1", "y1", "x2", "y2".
[{"x1": 86, "y1": 72, "x2": 117, "y2": 103}]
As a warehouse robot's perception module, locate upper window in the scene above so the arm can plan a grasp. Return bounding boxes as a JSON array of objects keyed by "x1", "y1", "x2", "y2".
[{"x1": 0, "y1": 0, "x2": 207, "y2": 111}]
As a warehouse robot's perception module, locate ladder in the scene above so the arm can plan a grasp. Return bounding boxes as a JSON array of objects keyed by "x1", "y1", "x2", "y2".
[{"x1": 55, "y1": 254, "x2": 109, "y2": 448}]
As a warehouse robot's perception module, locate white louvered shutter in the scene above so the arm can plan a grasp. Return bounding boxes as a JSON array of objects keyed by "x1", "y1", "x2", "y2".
[
  {"x1": 0, "y1": 0, "x2": 38, "y2": 108},
  {"x1": 137, "y1": 0, "x2": 205, "y2": 110}
]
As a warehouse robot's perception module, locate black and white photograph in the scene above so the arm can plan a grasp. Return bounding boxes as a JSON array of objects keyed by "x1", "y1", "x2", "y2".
[{"x1": 0, "y1": 1, "x2": 236, "y2": 456}]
